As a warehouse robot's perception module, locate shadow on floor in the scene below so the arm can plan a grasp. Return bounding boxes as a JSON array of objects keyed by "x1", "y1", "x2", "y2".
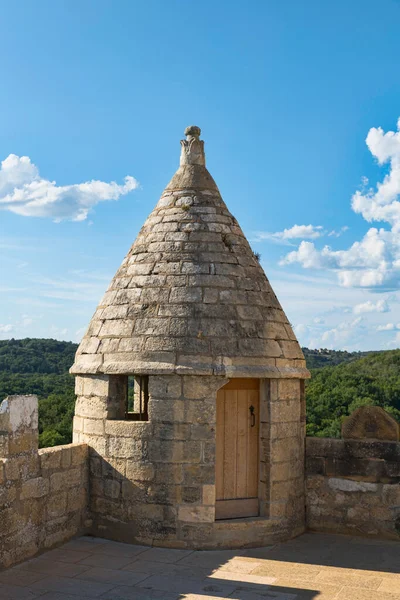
[
  {"x1": 242, "y1": 531, "x2": 400, "y2": 574},
  {"x1": 2, "y1": 531, "x2": 400, "y2": 599}
]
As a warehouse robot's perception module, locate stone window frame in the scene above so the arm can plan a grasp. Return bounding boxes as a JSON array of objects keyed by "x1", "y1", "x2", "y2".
[
  {"x1": 107, "y1": 374, "x2": 149, "y2": 421},
  {"x1": 126, "y1": 375, "x2": 149, "y2": 421}
]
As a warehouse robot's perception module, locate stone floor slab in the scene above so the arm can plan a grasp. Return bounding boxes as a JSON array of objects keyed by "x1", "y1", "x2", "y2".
[
  {"x1": 74, "y1": 566, "x2": 150, "y2": 586},
  {"x1": 41, "y1": 548, "x2": 92, "y2": 564},
  {"x1": 251, "y1": 561, "x2": 322, "y2": 581},
  {"x1": 178, "y1": 550, "x2": 245, "y2": 570},
  {"x1": 315, "y1": 571, "x2": 383, "y2": 589},
  {"x1": 122, "y1": 558, "x2": 211, "y2": 579},
  {"x1": 0, "y1": 583, "x2": 42, "y2": 599},
  {"x1": 89, "y1": 541, "x2": 148, "y2": 559},
  {"x1": 15, "y1": 559, "x2": 91, "y2": 578},
  {"x1": 2, "y1": 532, "x2": 400, "y2": 600},
  {"x1": 378, "y1": 578, "x2": 400, "y2": 593},
  {"x1": 216, "y1": 558, "x2": 265, "y2": 574},
  {"x1": 0, "y1": 569, "x2": 48, "y2": 587},
  {"x1": 269, "y1": 579, "x2": 341, "y2": 599},
  {"x1": 210, "y1": 569, "x2": 277, "y2": 587},
  {"x1": 136, "y1": 547, "x2": 194, "y2": 564},
  {"x1": 61, "y1": 539, "x2": 108, "y2": 553},
  {"x1": 99, "y1": 587, "x2": 179, "y2": 600},
  {"x1": 29, "y1": 575, "x2": 116, "y2": 597},
  {"x1": 138, "y1": 573, "x2": 237, "y2": 596},
  {"x1": 77, "y1": 553, "x2": 134, "y2": 570},
  {"x1": 336, "y1": 588, "x2": 400, "y2": 600},
  {"x1": 38, "y1": 594, "x2": 94, "y2": 600},
  {"x1": 226, "y1": 590, "x2": 298, "y2": 600}
]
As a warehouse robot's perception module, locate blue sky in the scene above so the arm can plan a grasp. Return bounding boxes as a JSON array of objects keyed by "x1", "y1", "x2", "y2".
[{"x1": 2, "y1": 0, "x2": 400, "y2": 351}]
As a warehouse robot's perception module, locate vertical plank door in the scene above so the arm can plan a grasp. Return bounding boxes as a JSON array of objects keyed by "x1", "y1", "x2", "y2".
[{"x1": 215, "y1": 379, "x2": 259, "y2": 520}]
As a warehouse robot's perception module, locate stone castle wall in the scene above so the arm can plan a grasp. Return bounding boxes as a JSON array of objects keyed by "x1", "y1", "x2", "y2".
[
  {"x1": 0, "y1": 396, "x2": 89, "y2": 569},
  {"x1": 73, "y1": 374, "x2": 305, "y2": 549},
  {"x1": 306, "y1": 437, "x2": 400, "y2": 540}
]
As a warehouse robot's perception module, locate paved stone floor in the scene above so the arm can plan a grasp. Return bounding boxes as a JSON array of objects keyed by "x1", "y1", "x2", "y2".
[{"x1": 1, "y1": 532, "x2": 400, "y2": 599}]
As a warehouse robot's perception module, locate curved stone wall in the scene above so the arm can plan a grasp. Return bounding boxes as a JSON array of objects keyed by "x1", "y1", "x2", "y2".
[{"x1": 73, "y1": 374, "x2": 305, "y2": 549}]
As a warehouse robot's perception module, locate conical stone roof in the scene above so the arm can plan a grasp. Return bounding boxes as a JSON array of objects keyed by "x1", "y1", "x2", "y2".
[{"x1": 71, "y1": 126, "x2": 309, "y2": 379}]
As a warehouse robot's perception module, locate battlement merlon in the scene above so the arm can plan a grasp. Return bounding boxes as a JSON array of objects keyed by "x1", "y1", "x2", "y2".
[{"x1": 0, "y1": 395, "x2": 39, "y2": 458}]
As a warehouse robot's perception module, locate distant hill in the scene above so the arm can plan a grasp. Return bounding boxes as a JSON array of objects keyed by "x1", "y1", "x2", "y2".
[
  {"x1": 302, "y1": 347, "x2": 375, "y2": 369},
  {"x1": 0, "y1": 338, "x2": 399, "y2": 445},
  {"x1": 0, "y1": 338, "x2": 77, "y2": 374}
]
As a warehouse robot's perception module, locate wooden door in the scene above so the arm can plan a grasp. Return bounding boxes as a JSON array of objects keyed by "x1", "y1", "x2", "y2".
[{"x1": 215, "y1": 378, "x2": 259, "y2": 520}]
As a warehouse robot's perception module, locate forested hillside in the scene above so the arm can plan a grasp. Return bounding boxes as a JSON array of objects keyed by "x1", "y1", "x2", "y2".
[
  {"x1": 0, "y1": 339, "x2": 77, "y2": 447},
  {"x1": 306, "y1": 350, "x2": 400, "y2": 438},
  {"x1": 0, "y1": 338, "x2": 76, "y2": 374},
  {"x1": 0, "y1": 338, "x2": 399, "y2": 446}
]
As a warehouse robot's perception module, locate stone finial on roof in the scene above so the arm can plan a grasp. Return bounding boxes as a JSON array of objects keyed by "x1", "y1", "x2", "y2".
[{"x1": 180, "y1": 125, "x2": 205, "y2": 167}]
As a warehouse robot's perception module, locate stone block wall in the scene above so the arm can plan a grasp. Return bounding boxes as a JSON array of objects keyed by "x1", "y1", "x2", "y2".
[
  {"x1": 73, "y1": 373, "x2": 305, "y2": 549},
  {"x1": 306, "y1": 437, "x2": 400, "y2": 540},
  {"x1": 264, "y1": 379, "x2": 306, "y2": 530},
  {"x1": 0, "y1": 395, "x2": 89, "y2": 569},
  {"x1": 74, "y1": 374, "x2": 228, "y2": 547}
]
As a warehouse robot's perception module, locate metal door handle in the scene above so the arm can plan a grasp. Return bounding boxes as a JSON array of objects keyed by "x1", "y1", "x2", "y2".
[{"x1": 249, "y1": 405, "x2": 255, "y2": 427}]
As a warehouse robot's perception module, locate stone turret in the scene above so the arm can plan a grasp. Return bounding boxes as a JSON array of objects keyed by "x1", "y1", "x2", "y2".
[{"x1": 71, "y1": 127, "x2": 310, "y2": 549}]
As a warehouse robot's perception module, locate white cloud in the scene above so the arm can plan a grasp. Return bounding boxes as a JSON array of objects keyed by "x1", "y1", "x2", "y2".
[
  {"x1": 0, "y1": 324, "x2": 13, "y2": 333},
  {"x1": 352, "y1": 119, "x2": 400, "y2": 228},
  {"x1": 281, "y1": 240, "x2": 324, "y2": 268},
  {"x1": 328, "y1": 226, "x2": 349, "y2": 237},
  {"x1": 50, "y1": 325, "x2": 68, "y2": 338},
  {"x1": 20, "y1": 315, "x2": 33, "y2": 327},
  {"x1": 313, "y1": 317, "x2": 325, "y2": 324},
  {"x1": 377, "y1": 323, "x2": 396, "y2": 331},
  {"x1": 252, "y1": 224, "x2": 325, "y2": 244},
  {"x1": 280, "y1": 228, "x2": 396, "y2": 287},
  {"x1": 320, "y1": 317, "x2": 364, "y2": 348},
  {"x1": 27, "y1": 274, "x2": 109, "y2": 303},
  {"x1": 294, "y1": 323, "x2": 308, "y2": 336},
  {"x1": 280, "y1": 118, "x2": 400, "y2": 289},
  {"x1": 353, "y1": 299, "x2": 389, "y2": 314},
  {"x1": 281, "y1": 225, "x2": 399, "y2": 289},
  {"x1": 269, "y1": 268, "x2": 400, "y2": 350},
  {"x1": 278, "y1": 224, "x2": 325, "y2": 239},
  {"x1": 0, "y1": 154, "x2": 139, "y2": 222}
]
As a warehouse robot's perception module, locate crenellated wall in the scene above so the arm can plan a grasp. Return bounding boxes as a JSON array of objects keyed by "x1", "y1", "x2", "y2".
[{"x1": 0, "y1": 395, "x2": 89, "y2": 569}]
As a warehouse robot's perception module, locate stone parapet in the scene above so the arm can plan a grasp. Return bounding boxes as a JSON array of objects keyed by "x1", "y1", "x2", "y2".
[
  {"x1": 0, "y1": 395, "x2": 89, "y2": 569},
  {"x1": 306, "y1": 436, "x2": 400, "y2": 540}
]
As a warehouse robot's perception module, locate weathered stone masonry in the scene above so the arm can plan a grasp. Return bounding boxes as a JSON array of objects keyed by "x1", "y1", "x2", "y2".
[
  {"x1": 306, "y1": 407, "x2": 400, "y2": 541},
  {"x1": 0, "y1": 395, "x2": 88, "y2": 569},
  {"x1": 73, "y1": 375, "x2": 306, "y2": 548}
]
